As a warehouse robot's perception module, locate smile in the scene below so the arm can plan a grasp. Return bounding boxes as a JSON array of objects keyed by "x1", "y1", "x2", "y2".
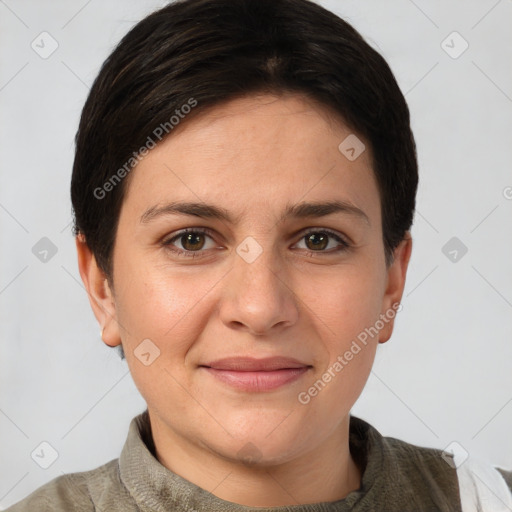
[{"x1": 199, "y1": 357, "x2": 312, "y2": 392}]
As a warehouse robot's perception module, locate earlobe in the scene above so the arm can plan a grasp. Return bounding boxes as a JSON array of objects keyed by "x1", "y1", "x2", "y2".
[
  {"x1": 75, "y1": 234, "x2": 122, "y2": 348},
  {"x1": 378, "y1": 233, "x2": 413, "y2": 344}
]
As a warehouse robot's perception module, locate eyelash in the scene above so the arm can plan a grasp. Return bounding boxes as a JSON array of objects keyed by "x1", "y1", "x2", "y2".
[{"x1": 161, "y1": 227, "x2": 351, "y2": 259}]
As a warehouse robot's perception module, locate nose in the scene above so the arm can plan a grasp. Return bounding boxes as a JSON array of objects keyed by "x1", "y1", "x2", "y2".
[{"x1": 218, "y1": 241, "x2": 299, "y2": 336}]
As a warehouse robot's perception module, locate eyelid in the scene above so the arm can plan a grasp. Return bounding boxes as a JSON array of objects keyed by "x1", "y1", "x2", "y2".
[
  {"x1": 292, "y1": 227, "x2": 351, "y2": 253},
  {"x1": 295, "y1": 227, "x2": 351, "y2": 246},
  {"x1": 162, "y1": 227, "x2": 218, "y2": 247}
]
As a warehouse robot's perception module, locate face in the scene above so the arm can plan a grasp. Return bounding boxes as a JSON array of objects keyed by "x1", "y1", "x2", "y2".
[{"x1": 78, "y1": 93, "x2": 411, "y2": 468}]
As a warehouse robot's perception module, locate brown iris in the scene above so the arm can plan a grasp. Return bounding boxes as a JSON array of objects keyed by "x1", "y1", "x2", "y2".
[
  {"x1": 181, "y1": 232, "x2": 206, "y2": 251},
  {"x1": 305, "y1": 232, "x2": 328, "y2": 251}
]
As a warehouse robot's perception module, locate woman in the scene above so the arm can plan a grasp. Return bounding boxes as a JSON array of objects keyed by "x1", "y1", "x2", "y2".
[{"x1": 7, "y1": 0, "x2": 511, "y2": 510}]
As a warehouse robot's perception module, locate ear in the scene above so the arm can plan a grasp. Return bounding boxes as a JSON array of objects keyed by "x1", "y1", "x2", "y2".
[
  {"x1": 378, "y1": 232, "x2": 413, "y2": 344},
  {"x1": 75, "y1": 234, "x2": 122, "y2": 348}
]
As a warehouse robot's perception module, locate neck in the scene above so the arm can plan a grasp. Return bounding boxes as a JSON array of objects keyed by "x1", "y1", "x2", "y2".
[{"x1": 149, "y1": 414, "x2": 362, "y2": 507}]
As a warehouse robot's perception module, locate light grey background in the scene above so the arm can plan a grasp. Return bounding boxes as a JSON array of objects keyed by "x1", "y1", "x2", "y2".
[{"x1": 1, "y1": 0, "x2": 511, "y2": 508}]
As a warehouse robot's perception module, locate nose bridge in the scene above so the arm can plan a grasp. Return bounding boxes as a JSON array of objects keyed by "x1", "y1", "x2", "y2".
[
  {"x1": 219, "y1": 234, "x2": 298, "y2": 334},
  {"x1": 234, "y1": 235, "x2": 284, "y2": 298}
]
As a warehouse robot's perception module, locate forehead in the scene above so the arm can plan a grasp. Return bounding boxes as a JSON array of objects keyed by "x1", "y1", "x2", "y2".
[{"x1": 120, "y1": 93, "x2": 380, "y2": 226}]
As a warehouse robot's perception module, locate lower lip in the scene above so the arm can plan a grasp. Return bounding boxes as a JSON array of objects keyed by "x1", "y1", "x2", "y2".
[{"x1": 201, "y1": 367, "x2": 310, "y2": 392}]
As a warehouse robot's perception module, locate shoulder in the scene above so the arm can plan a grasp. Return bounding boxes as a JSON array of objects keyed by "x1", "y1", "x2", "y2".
[
  {"x1": 349, "y1": 416, "x2": 462, "y2": 509},
  {"x1": 497, "y1": 467, "x2": 512, "y2": 493},
  {"x1": 382, "y1": 432, "x2": 512, "y2": 506},
  {"x1": 351, "y1": 415, "x2": 458, "y2": 482},
  {"x1": 381, "y1": 434, "x2": 460, "y2": 491},
  {"x1": 5, "y1": 458, "x2": 134, "y2": 512}
]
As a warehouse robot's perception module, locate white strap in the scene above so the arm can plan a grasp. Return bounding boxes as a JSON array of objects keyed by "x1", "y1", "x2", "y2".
[{"x1": 457, "y1": 458, "x2": 512, "y2": 512}]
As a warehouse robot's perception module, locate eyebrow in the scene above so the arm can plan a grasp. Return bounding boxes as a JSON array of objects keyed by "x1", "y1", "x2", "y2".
[{"x1": 139, "y1": 199, "x2": 370, "y2": 226}]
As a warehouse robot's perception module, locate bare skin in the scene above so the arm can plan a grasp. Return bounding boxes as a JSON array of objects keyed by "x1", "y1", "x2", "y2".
[{"x1": 77, "y1": 93, "x2": 412, "y2": 507}]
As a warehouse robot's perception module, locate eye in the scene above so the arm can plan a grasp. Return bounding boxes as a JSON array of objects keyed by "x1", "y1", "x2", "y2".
[
  {"x1": 162, "y1": 228, "x2": 218, "y2": 257},
  {"x1": 294, "y1": 229, "x2": 350, "y2": 254},
  {"x1": 161, "y1": 227, "x2": 351, "y2": 259}
]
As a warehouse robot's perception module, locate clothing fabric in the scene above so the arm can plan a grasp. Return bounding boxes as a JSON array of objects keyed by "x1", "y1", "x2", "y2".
[
  {"x1": 6, "y1": 410, "x2": 512, "y2": 511},
  {"x1": 457, "y1": 458, "x2": 512, "y2": 511}
]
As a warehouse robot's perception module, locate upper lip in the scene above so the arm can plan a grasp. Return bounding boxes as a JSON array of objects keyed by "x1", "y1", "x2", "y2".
[{"x1": 201, "y1": 357, "x2": 311, "y2": 371}]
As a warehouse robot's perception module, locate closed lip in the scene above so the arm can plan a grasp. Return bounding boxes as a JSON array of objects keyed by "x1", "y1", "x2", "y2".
[{"x1": 200, "y1": 357, "x2": 311, "y2": 371}]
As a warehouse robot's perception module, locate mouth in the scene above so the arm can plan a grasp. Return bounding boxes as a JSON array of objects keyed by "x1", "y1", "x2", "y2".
[{"x1": 199, "y1": 357, "x2": 312, "y2": 392}]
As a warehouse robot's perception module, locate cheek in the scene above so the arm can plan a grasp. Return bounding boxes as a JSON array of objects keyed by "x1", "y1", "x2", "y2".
[
  {"x1": 304, "y1": 262, "x2": 384, "y2": 402},
  {"x1": 306, "y1": 263, "x2": 385, "y2": 341},
  {"x1": 301, "y1": 271, "x2": 381, "y2": 408},
  {"x1": 114, "y1": 261, "x2": 223, "y2": 355},
  {"x1": 113, "y1": 268, "x2": 217, "y2": 404}
]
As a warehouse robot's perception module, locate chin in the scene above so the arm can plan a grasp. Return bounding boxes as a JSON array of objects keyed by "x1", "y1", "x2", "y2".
[{"x1": 209, "y1": 421, "x2": 313, "y2": 467}]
